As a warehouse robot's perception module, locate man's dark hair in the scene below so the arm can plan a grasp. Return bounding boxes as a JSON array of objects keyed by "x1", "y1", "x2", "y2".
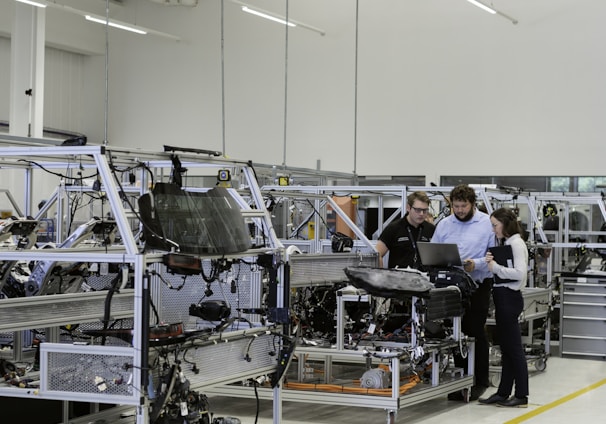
[{"x1": 450, "y1": 184, "x2": 476, "y2": 204}]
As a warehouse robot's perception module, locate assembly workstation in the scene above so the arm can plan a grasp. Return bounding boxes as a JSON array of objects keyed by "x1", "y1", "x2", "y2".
[{"x1": 0, "y1": 1, "x2": 605, "y2": 424}]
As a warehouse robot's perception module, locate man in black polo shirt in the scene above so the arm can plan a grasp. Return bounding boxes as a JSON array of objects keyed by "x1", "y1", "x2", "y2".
[{"x1": 377, "y1": 191, "x2": 435, "y2": 270}]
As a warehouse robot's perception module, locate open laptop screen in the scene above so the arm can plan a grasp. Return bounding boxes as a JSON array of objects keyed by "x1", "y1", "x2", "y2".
[{"x1": 417, "y1": 242, "x2": 463, "y2": 267}]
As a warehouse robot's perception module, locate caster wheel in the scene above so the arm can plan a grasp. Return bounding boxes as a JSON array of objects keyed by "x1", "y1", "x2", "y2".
[{"x1": 535, "y1": 357, "x2": 547, "y2": 371}]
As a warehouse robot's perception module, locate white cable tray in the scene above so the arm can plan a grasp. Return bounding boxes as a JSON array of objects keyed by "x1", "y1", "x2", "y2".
[
  {"x1": 0, "y1": 290, "x2": 135, "y2": 332},
  {"x1": 288, "y1": 253, "x2": 377, "y2": 287}
]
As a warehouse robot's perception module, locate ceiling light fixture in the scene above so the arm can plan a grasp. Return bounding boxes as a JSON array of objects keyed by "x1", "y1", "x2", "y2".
[
  {"x1": 465, "y1": 0, "x2": 518, "y2": 25},
  {"x1": 15, "y1": 0, "x2": 46, "y2": 7},
  {"x1": 241, "y1": 6, "x2": 295, "y2": 28},
  {"x1": 466, "y1": 0, "x2": 496, "y2": 15},
  {"x1": 232, "y1": 0, "x2": 325, "y2": 36},
  {"x1": 14, "y1": 0, "x2": 180, "y2": 40},
  {"x1": 85, "y1": 15, "x2": 147, "y2": 35}
]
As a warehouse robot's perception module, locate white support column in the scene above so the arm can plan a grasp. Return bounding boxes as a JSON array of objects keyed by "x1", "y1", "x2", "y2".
[{"x1": 9, "y1": 3, "x2": 46, "y2": 138}]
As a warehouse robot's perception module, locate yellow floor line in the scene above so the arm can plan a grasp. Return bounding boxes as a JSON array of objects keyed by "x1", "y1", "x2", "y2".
[{"x1": 504, "y1": 378, "x2": 606, "y2": 424}]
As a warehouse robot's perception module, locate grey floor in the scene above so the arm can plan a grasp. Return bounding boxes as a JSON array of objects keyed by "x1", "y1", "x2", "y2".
[{"x1": 207, "y1": 355, "x2": 606, "y2": 424}]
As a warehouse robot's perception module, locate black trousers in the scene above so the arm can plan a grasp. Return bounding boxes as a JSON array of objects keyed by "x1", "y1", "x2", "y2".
[
  {"x1": 454, "y1": 278, "x2": 492, "y2": 388},
  {"x1": 493, "y1": 286, "x2": 529, "y2": 398}
]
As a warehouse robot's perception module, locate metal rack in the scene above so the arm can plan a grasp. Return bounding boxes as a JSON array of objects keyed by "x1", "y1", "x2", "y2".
[
  {"x1": 209, "y1": 183, "x2": 606, "y2": 420},
  {"x1": 0, "y1": 139, "x2": 289, "y2": 424},
  {"x1": 3, "y1": 147, "x2": 601, "y2": 424},
  {"x1": 207, "y1": 289, "x2": 476, "y2": 424},
  {"x1": 204, "y1": 185, "x2": 482, "y2": 422}
]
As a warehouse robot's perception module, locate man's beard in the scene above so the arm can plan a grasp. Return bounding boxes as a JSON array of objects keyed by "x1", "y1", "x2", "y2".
[{"x1": 455, "y1": 209, "x2": 474, "y2": 222}]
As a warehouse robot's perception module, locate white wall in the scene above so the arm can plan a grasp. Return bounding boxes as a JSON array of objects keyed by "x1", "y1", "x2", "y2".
[
  {"x1": 0, "y1": 37, "x2": 10, "y2": 121},
  {"x1": 0, "y1": 0, "x2": 604, "y2": 181}
]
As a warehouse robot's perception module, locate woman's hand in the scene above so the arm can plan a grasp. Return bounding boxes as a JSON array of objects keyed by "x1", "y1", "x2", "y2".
[{"x1": 485, "y1": 251, "x2": 494, "y2": 272}]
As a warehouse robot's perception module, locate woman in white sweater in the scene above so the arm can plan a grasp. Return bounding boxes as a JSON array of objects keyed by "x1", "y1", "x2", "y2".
[{"x1": 479, "y1": 207, "x2": 529, "y2": 408}]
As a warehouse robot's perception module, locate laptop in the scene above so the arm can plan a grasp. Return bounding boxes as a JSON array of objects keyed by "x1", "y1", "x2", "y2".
[{"x1": 417, "y1": 242, "x2": 463, "y2": 267}]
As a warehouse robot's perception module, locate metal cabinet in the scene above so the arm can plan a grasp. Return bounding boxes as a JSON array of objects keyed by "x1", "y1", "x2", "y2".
[{"x1": 560, "y1": 275, "x2": 606, "y2": 359}]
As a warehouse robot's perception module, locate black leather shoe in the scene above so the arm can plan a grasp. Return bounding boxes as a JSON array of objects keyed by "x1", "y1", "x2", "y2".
[
  {"x1": 479, "y1": 393, "x2": 508, "y2": 405},
  {"x1": 469, "y1": 385, "x2": 488, "y2": 401},
  {"x1": 497, "y1": 396, "x2": 528, "y2": 408}
]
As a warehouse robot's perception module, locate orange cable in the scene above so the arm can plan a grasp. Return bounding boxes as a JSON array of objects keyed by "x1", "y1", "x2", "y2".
[{"x1": 284, "y1": 374, "x2": 420, "y2": 396}]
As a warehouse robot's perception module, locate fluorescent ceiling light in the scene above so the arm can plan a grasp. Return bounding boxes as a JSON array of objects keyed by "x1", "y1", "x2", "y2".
[
  {"x1": 15, "y1": 0, "x2": 47, "y2": 7},
  {"x1": 465, "y1": 0, "x2": 518, "y2": 25},
  {"x1": 242, "y1": 6, "x2": 295, "y2": 27},
  {"x1": 15, "y1": 0, "x2": 180, "y2": 40},
  {"x1": 232, "y1": 0, "x2": 325, "y2": 36},
  {"x1": 85, "y1": 15, "x2": 147, "y2": 35},
  {"x1": 466, "y1": 0, "x2": 496, "y2": 15}
]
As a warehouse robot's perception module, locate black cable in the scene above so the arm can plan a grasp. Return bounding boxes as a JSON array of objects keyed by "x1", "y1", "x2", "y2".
[
  {"x1": 63, "y1": 191, "x2": 106, "y2": 237},
  {"x1": 233, "y1": 264, "x2": 242, "y2": 329},
  {"x1": 101, "y1": 272, "x2": 123, "y2": 345},
  {"x1": 149, "y1": 296, "x2": 160, "y2": 325},
  {"x1": 181, "y1": 348, "x2": 197, "y2": 369},
  {"x1": 304, "y1": 198, "x2": 335, "y2": 236},
  {"x1": 244, "y1": 336, "x2": 256, "y2": 362},
  {"x1": 66, "y1": 193, "x2": 81, "y2": 236},
  {"x1": 107, "y1": 318, "x2": 128, "y2": 330},
  {"x1": 150, "y1": 269, "x2": 188, "y2": 291},
  {"x1": 18, "y1": 158, "x2": 99, "y2": 181},
  {"x1": 254, "y1": 379, "x2": 260, "y2": 424},
  {"x1": 253, "y1": 379, "x2": 261, "y2": 424},
  {"x1": 106, "y1": 154, "x2": 170, "y2": 249},
  {"x1": 110, "y1": 161, "x2": 155, "y2": 188},
  {"x1": 201, "y1": 259, "x2": 222, "y2": 283}
]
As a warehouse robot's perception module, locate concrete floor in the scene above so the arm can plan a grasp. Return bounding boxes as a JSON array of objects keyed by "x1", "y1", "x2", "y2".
[
  {"x1": 5, "y1": 353, "x2": 603, "y2": 423},
  {"x1": 206, "y1": 355, "x2": 606, "y2": 424}
]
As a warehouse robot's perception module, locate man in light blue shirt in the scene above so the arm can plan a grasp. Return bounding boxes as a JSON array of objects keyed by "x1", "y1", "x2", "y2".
[{"x1": 432, "y1": 184, "x2": 495, "y2": 401}]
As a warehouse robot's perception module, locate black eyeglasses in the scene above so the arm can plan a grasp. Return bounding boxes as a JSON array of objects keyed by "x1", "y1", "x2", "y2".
[{"x1": 411, "y1": 206, "x2": 430, "y2": 214}]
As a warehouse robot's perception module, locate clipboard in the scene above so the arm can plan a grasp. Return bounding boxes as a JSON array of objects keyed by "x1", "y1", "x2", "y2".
[
  {"x1": 489, "y1": 245, "x2": 515, "y2": 283},
  {"x1": 490, "y1": 245, "x2": 514, "y2": 267}
]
